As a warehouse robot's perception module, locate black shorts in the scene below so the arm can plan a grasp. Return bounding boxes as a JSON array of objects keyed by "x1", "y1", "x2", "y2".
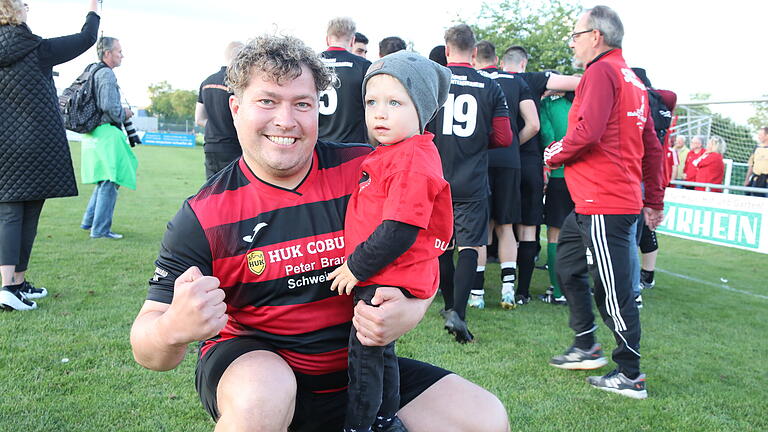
[
  {"x1": 195, "y1": 337, "x2": 452, "y2": 432},
  {"x1": 520, "y1": 160, "x2": 544, "y2": 226},
  {"x1": 452, "y1": 199, "x2": 489, "y2": 247},
  {"x1": 488, "y1": 167, "x2": 521, "y2": 225},
  {"x1": 544, "y1": 177, "x2": 574, "y2": 228}
]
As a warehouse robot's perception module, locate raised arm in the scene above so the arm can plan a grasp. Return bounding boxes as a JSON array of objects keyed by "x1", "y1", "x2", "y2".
[
  {"x1": 38, "y1": 3, "x2": 100, "y2": 69},
  {"x1": 546, "y1": 74, "x2": 580, "y2": 92}
]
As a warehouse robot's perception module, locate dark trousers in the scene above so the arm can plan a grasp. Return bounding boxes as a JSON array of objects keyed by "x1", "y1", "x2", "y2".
[
  {"x1": 345, "y1": 284, "x2": 400, "y2": 430},
  {"x1": 557, "y1": 211, "x2": 642, "y2": 377},
  {"x1": 0, "y1": 200, "x2": 45, "y2": 272},
  {"x1": 747, "y1": 174, "x2": 768, "y2": 197},
  {"x1": 204, "y1": 149, "x2": 242, "y2": 179}
]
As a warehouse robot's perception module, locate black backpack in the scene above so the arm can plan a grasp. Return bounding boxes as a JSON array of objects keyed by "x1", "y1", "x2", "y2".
[
  {"x1": 59, "y1": 62, "x2": 107, "y2": 134},
  {"x1": 647, "y1": 88, "x2": 673, "y2": 143}
]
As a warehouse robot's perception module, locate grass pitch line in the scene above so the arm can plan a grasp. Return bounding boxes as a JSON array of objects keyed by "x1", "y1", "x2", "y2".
[{"x1": 656, "y1": 268, "x2": 768, "y2": 301}]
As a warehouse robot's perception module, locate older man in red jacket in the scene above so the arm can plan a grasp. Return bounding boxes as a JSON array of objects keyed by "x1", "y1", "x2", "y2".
[{"x1": 543, "y1": 5, "x2": 665, "y2": 400}]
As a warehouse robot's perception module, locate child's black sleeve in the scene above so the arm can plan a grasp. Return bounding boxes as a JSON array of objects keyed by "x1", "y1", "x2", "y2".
[{"x1": 346, "y1": 220, "x2": 420, "y2": 282}]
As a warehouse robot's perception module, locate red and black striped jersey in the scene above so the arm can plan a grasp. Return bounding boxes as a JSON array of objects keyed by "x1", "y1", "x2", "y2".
[
  {"x1": 479, "y1": 67, "x2": 533, "y2": 169},
  {"x1": 319, "y1": 48, "x2": 372, "y2": 144},
  {"x1": 147, "y1": 141, "x2": 372, "y2": 391},
  {"x1": 428, "y1": 63, "x2": 510, "y2": 202}
]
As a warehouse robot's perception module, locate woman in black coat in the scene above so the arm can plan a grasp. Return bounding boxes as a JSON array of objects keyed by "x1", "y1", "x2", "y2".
[{"x1": 0, "y1": 0, "x2": 99, "y2": 310}]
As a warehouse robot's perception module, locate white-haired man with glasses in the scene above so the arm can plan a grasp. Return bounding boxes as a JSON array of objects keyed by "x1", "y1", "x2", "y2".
[{"x1": 544, "y1": 5, "x2": 666, "y2": 399}]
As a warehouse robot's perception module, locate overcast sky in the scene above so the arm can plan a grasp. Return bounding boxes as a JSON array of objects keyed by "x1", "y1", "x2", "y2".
[{"x1": 28, "y1": 0, "x2": 768, "y2": 123}]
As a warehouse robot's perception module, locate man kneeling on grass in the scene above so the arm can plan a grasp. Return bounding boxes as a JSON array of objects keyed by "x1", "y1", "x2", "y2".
[{"x1": 129, "y1": 34, "x2": 509, "y2": 432}]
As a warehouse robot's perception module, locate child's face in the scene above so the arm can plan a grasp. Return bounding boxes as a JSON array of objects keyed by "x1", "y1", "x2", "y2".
[{"x1": 364, "y1": 74, "x2": 420, "y2": 145}]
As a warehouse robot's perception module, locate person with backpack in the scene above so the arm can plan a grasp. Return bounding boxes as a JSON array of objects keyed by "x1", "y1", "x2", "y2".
[
  {"x1": 630, "y1": 68, "x2": 677, "y2": 295},
  {"x1": 0, "y1": 0, "x2": 99, "y2": 311},
  {"x1": 79, "y1": 36, "x2": 138, "y2": 240}
]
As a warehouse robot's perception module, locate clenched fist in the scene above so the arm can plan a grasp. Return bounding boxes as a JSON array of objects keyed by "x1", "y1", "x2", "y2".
[{"x1": 164, "y1": 266, "x2": 228, "y2": 345}]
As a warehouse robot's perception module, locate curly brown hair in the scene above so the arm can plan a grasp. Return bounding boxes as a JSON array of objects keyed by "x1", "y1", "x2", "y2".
[
  {"x1": 0, "y1": 0, "x2": 25, "y2": 26},
  {"x1": 226, "y1": 34, "x2": 333, "y2": 99}
]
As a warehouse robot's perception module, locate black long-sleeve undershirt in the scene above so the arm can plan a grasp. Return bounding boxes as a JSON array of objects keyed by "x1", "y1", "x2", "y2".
[{"x1": 346, "y1": 220, "x2": 420, "y2": 282}]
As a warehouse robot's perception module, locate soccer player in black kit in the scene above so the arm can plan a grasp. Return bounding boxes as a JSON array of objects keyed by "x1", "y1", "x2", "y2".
[
  {"x1": 429, "y1": 25, "x2": 512, "y2": 343},
  {"x1": 499, "y1": 46, "x2": 579, "y2": 304},
  {"x1": 473, "y1": 40, "x2": 540, "y2": 310},
  {"x1": 320, "y1": 17, "x2": 371, "y2": 143}
]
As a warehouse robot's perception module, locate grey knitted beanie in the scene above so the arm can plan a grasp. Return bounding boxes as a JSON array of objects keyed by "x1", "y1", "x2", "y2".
[{"x1": 362, "y1": 51, "x2": 452, "y2": 133}]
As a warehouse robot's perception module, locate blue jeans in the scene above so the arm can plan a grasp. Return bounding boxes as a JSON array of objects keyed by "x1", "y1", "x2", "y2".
[{"x1": 81, "y1": 181, "x2": 119, "y2": 237}]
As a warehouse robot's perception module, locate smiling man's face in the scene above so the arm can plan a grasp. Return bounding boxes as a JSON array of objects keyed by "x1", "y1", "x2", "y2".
[{"x1": 230, "y1": 65, "x2": 319, "y2": 187}]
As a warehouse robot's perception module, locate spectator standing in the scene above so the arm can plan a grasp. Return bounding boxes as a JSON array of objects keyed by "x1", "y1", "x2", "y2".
[
  {"x1": 673, "y1": 135, "x2": 689, "y2": 181},
  {"x1": 195, "y1": 41, "x2": 244, "y2": 179},
  {"x1": 543, "y1": 5, "x2": 665, "y2": 399},
  {"x1": 80, "y1": 36, "x2": 138, "y2": 239},
  {"x1": 683, "y1": 135, "x2": 705, "y2": 183},
  {"x1": 744, "y1": 127, "x2": 768, "y2": 196},
  {"x1": 319, "y1": 17, "x2": 371, "y2": 143},
  {"x1": 691, "y1": 136, "x2": 726, "y2": 192},
  {"x1": 0, "y1": 0, "x2": 99, "y2": 310}
]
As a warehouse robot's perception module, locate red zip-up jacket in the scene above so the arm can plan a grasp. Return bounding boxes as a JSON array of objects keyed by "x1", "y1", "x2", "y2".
[{"x1": 544, "y1": 49, "x2": 665, "y2": 214}]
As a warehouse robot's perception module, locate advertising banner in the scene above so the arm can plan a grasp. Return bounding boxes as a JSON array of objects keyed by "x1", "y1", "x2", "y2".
[{"x1": 658, "y1": 187, "x2": 767, "y2": 254}]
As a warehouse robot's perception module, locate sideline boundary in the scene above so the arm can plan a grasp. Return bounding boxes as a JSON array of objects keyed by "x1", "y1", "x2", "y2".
[{"x1": 656, "y1": 268, "x2": 768, "y2": 301}]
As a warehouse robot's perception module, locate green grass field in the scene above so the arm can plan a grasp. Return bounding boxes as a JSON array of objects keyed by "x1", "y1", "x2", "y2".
[{"x1": 1, "y1": 143, "x2": 766, "y2": 431}]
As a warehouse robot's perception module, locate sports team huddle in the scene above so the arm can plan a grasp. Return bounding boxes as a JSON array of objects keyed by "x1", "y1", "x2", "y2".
[{"x1": 129, "y1": 5, "x2": 669, "y2": 432}]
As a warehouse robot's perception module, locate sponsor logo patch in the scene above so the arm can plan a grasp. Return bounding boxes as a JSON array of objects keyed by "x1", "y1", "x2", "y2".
[{"x1": 247, "y1": 250, "x2": 266, "y2": 275}]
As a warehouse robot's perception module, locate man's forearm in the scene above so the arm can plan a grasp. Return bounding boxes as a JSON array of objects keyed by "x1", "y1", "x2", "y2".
[{"x1": 130, "y1": 310, "x2": 188, "y2": 371}]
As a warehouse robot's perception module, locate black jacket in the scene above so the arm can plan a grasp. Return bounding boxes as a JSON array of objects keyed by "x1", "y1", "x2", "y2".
[{"x1": 0, "y1": 12, "x2": 99, "y2": 202}]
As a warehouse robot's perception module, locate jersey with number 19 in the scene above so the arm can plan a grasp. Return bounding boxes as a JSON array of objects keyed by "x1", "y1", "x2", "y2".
[
  {"x1": 319, "y1": 48, "x2": 372, "y2": 143},
  {"x1": 429, "y1": 63, "x2": 510, "y2": 202}
]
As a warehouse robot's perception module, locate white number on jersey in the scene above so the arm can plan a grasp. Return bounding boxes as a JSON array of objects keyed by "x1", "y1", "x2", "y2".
[
  {"x1": 319, "y1": 87, "x2": 338, "y2": 116},
  {"x1": 441, "y1": 93, "x2": 478, "y2": 137}
]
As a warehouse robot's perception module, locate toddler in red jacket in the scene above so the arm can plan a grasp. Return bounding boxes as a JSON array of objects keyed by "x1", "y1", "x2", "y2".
[{"x1": 329, "y1": 51, "x2": 453, "y2": 432}]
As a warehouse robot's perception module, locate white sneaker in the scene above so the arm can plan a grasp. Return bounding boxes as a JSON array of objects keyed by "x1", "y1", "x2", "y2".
[{"x1": 0, "y1": 286, "x2": 37, "y2": 311}]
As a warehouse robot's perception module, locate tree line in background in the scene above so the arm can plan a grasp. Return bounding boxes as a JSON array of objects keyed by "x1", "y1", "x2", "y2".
[
  {"x1": 469, "y1": 0, "x2": 580, "y2": 75},
  {"x1": 146, "y1": 81, "x2": 196, "y2": 125}
]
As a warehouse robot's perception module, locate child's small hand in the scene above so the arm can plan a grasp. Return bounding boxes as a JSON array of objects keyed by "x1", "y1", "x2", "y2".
[{"x1": 328, "y1": 262, "x2": 359, "y2": 295}]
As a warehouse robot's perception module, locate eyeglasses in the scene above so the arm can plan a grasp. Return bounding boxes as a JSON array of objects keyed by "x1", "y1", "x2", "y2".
[{"x1": 570, "y1": 29, "x2": 594, "y2": 42}]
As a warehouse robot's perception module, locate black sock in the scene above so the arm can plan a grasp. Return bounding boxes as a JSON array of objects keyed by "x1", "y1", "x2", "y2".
[
  {"x1": 574, "y1": 333, "x2": 595, "y2": 351},
  {"x1": 2, "y1": 282, "x2": 23, "y2": 290},
  {"x1": 439, "y1": 249, "x2": 455, "y2": 310},
  {"x1": 474, "y1": 266, "x2": 485, "y2": 294},
  {"x1": 623, "y1": 371, "x2": 640, "y2": 380},
  {"x1": 641, "y1": 269, "x2": 654, "y2": 283},
  {"x1": 500, "y1": 263, "x2": 516, "y2": 290},
  {"x1": 453, "y1": 249, "x2": 478, "y2": 320},
  {"x1": 517, "y1": 241, "x2": 537, "y2": 297}
]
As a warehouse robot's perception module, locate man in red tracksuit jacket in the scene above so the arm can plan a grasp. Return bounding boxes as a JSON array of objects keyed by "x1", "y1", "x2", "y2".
[{"x1": 543, "y1": 5, "x2": 665, "y2": 400}]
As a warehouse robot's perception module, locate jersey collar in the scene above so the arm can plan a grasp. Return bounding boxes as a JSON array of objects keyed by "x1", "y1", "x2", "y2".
[
  {"x1": 238, "y1": 151, "x2": 318, "y2": 198},
  {"x1": 447, "y1": 62, "x2": 473, "y2": 68},
  {"x1": 587, "y1": 48, "x2": 620, "y2": 68},
  {"x1": 326, "y1": 46, "x2": 347, "y2": 52}
]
